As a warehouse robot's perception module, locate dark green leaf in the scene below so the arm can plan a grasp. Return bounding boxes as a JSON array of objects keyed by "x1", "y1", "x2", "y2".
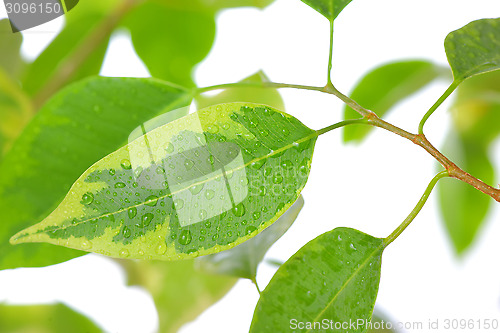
[
  {"x1": 251, "y1": 227, "x2": 384, "y2": 332},
  {"x1": 0, "y1": 77, "x2": 191, "y2": 270},
  {"x1": 124, "y1": 2, "x2": 216, "y2": 87},
  {"x1": 438, "y1": 133, "x2": 494, "y2": 254},
  {"x1": 0, "y1": 19, "x2": 25, "y2": 79},
  {"x1": 300, "y1": 0, "x2": 353, "y2": 21},
  {"x1": 119, "y1": 259, "x2": 237, "y2": 333},
  {"x1": 196, "y1": 71, "x2": 285, "y2": 111},
  {"x1": 344, "y1": 60, "x2": 443, "y2": 143},
  {"x1": 0, "y1": 68, "x2": 33, "y2": 161},
  {"x1": 195, "y1": 195, "x2": 304, "y2": 280},
  {"x1": 11, "y1": 103, "x2": 317, "y2": 261},
  {"x1": 445, "y1": 18, "x2": 500, "y2": 82},
  {"x1": 0, "y1": 303, "x2": 102, "y2": 333}
]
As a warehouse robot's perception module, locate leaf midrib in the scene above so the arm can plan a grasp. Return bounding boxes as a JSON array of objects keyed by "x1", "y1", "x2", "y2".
[{"x1": 22, "y1": 129, "x2": 318, "y2": 238}]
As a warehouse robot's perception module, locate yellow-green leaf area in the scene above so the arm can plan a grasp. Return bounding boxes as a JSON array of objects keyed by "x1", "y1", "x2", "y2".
[{"x1": 11, "y1": 103, "x2": 318, "y2": 260}]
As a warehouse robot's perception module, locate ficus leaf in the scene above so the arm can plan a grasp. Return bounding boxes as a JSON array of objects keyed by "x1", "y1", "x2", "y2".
[
  {"x1": 445, "y1": 18, "x2": 500, "y2": 83},
  {"x1": 344, "y1": 60, "x2": 443, "y2": 143},
  {"x1": 118, "y1": 259, "x2": 237, "y2": 333},
  {"x1": 300, "y1": 0, "x2": 353, "y2": 21},
  {"x1": 10, "y1": 103, "x2": 318, "y2": 261},
  {"x1": 250, "y1": 227, "x2": 384, "y2": 332},
  {"x1": 195, "y1": 195, "x2": 304, "y2": 281},
  {"x1": 0, "y1": 77, "x2": 191, "y2": 270},
  {"x1": 0, "y1": 303, "x2": 102, "y2": 333},
  {"x1": 438, "y1": 132, "x2": 494, "y2": 255}
]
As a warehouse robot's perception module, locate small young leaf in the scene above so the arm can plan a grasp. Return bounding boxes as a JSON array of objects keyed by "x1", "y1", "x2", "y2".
[
  {"x1": 10, "y1": 103, "x2": 318, "y2": 261},
  {"x1": 445, "y1": 18, "x2": 500, "y2": 83},
  {"x1": 195, "y1": 195, "x2": 304, "y2": 280},
  {"x1": 196, "y1": 71, "x2": 285, "y2": 111},
  {"x1": 0, "y1": 19, "x2": 25, "y2": 79},
  {"x1": 344, "y1": 60, "x2": 443, "y2": 143},
  {"x1": 438, "y1": 133, "x2": 494, "y2": 255},
  {"x1": 118, "y1": 259, "x2": 237, "y2": 333},
  {"x1": 300, "y1": 0, "x2": 353, "y2": 21},
  {"x1": 0, "y1": 77, "x2": 190, "y2": 270},
  {"x1": 250, "y1": 227, "x2": 384, "y2": 332},
  {"x1": 0, "y1": 303, "x2": 102, "y2": 333},
  {"x1": 0, "y1": 68, "x2": 33, "y2": 160}
]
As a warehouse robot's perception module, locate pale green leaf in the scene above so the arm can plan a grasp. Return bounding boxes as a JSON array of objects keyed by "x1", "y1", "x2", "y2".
[
  {"x1": 0, "y1": 77, "x2": 190, "y2": 270},
  {"x1": 445, "y1": 18, "x2": 500, "y2": 83},
  {"x1": 10, "y1": 103, "x2": 317, "y2": 261},
  {"x1": 0, "y1": 303, "x2": 102, "y2": 333},
  {"x1": 196, "y1": 71, "x2": 285, "y2": 111},
  {"x1": 300, "y1": 0, "x2": 353, "y2": 21},
  {"x1": 195, "y1": 195, "x2": 304, "y2": 280},
  {"x1": 344, "y1": 60, "x2": 443, "y2": 143},
  {"x1": 0, "y1": 19, "x2": 25, "y2": 79},
  {"x1": 250, "y1": 227, "x2": 384, "y2": 332},
  {"x1": 0, "y1": 68, "x2": 33, "y2": 161},
  {"x1": 438, "y1": 132, "x2": 494, "y2": 254},
  {"x1": 124, "y1": 2, "x2": 216, "y2": 87},
  {"x1": 119, "y1": 259, "x2": 237, "y2": 333}
]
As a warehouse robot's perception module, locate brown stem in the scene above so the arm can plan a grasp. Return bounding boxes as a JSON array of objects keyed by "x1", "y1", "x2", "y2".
[{"x1": 33, "y1": 0, "x2": 140, "y2": 109}]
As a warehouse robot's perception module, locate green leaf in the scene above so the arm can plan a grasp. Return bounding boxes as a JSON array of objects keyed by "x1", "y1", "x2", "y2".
[
  {"x1": 344, "y1": 60, "x2": 443, "y2": 143},
  {"x1": 124, "y1": 2, "x2": 216, "y2": 87},
  {"x1": 11, "y1": 103, "x2": 318, "y2": 261},
  {"x1": 438, "y1": 132, "x2": 494, "y2": 255},
  {"x1": 0, "y1": 19, "x2": 25, "y2": 79},
  {"x1": 196, "y1": 71, "x2": 285, "y2": 111},
  {"x1": 300, "y1": 0, "x2": 353, "y2": 21},
  {"x1": 0, "y1": 77, "x2": 191, "y2": 270},
  {"x1": 445, "y1": 18, "x2": 500, "y2": 83},
  {"x1": 21, "y1": 0, "x2": 115, "y2": 98},
  {"x1": 250, "y1": 227, "x2": 384, "y2": 332},
  {"x1": 195, "y1": 195, "x2": 304, "y2": 280},
  {"x1": 0, "y1": 303, "x2": 102, "y2": 333},
  {"x1": 119, "y1": 259, "x2": 237, "y2": 333},
  {"x1": 0, "y1": 68, "x2": 33, "y2": 161}
]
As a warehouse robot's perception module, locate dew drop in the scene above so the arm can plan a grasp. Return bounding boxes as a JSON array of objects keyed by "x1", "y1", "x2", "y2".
[
  {"x1": 81, "y1": 192, "x2": 94, "y2": 205},
  {"x1": 145, "y1": 195, "x2": 159, "y2": 207},
  {"x1": 232, "y1": 203, "x2": 246, "y2": 217},
  {"x1": 207, "y1": 124, "x2": 219, "y2": 133},
  {"x1": 212, "y1": 234, "x2": 219, "y2": 241},
  {"x1": 120, "y1": 159, "x2": 132, "y2": 170},
  {"x1": 109, "y1": 169, "x2": 116, "y2": 176},
  {"x1": 165, "y1": 142, "x2": 174, "y2": 154},
  {"x1": 115, "y1": 182, "x2": 126, "y2": 188},
  {"x1": 259, "y1": 129, "x2": 269, "y2": 136},
  {"x1": 252, "y1": 211, "x2": 261, "y2": 220},
  {"x1": 178, "y1": 230, "x2": 192, "y2": 245},
  {"x1": 119, "y1": 249, "x2": 130, "y2": 258},
  {"x1": 128, "y1": 207, "x2": 137, "y2": 219},
  {"x1": 258, "y1": 186, "x2": 266, "y2": 196},
  {"x1": 204, "y1": 190, "x2": 215, "y2": 200},
  {"x1": 156, "y1": 167, "x2": 165, "y2": 174},
  {"x1": 246, "y1": 226, "x2": 257, "y2": 234},
  {"x1": 122, "y1": 226, "x2": 132, "y2": 238},
  {"x1": 142, "y1": 213, "x2": 154, "y2": 227},
  {"x1": 250, "y1": 159, "x2": 265, "y2": 170},
  {"x1": 156, "y1": 243, "x2": 167, "y2": 255},
  {"x1": 272, "y1": 174, "x2": 283, "y2": 184},
  {"x1": 205, "y1": 221, "x2": 211, "y2": 228},
  {"x1": 281, "y1": 160, "x2": 292, "y2": 170},
  {"x1": 221, "y1": 123, "x2": 230, "y2": 130},
  {"x1": 184, "y1": 159, "x2": 194, "y2": 170},
  {"x1": 199, "y1": 209, "x2": 207, "y2": 220},
  {"x1": 282, "y1": 128, "x2": 290, "y2": 136},
  {"x1": 173, "y1": 199, "x2": 184, "y2": 210},
  {"x1": 189, "y1": 184, "x2": 204, "y2": 195}
]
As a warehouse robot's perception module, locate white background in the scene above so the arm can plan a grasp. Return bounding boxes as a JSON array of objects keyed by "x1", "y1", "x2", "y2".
[{"x1": 1, "y1": 0, "x2": 500, "y2": 332}]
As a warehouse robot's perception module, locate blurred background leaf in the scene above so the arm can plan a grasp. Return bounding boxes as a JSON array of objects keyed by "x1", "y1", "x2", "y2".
[
  {"x1": 0, "y1": 77, "x2": 190, "y2": 270},
  {"x1": 0, "y1": 303, "x2": 102, "y2": 333},
  {"x1": 118, "y1": 260, "x2": 237, "y2": 333},
  {"x1": 0, "y1": 19, "x2": 25, "y2": 79},
  {"x1": 344, "y1": 60, "x2": 445, "y2": 143},
  {"x1": 438, "y1": 71, "x2": 499, "y2": 255}
]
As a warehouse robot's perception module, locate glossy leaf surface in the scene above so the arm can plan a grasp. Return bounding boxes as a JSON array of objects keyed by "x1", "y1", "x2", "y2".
[
  {"x1": 0, "y1": 303, "x2": 101, "y2": 333},
  {"x1": 0, "y1": 77, "x2": 190, "y2": 270},
  {"x1": 251, "y1": 227, "x2": 384, "y2": 332},
  {"x1": 300, "y1": 0, "x2": 353, "y2": 21},
  {"x1": 119, "y1": 259, "x2": 237, "y2": 333},
  {"x1": 344, "y1": 60, "x2": 442, "y2": 143},
  {"x1": 195, "y1": 195, "x2": 304, "y2": 280},
  {"x1": 445, "y1": 18, "x2": 500, "y2": 82},
  {"x1": 11, "y1": 103, "x2": 318, "y2": 260}
]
